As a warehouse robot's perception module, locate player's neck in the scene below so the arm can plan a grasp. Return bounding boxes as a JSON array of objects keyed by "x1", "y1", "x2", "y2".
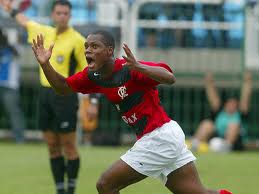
[{"x1": 100, "y1": 58, "x2": 115, "y2": 79}]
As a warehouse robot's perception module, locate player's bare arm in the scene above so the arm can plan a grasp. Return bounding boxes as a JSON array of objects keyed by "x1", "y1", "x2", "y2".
[
  {"x1": 205, "y1": 72, "x2": 221, "y2": 111},
  {"x1": 239, "y1": 71, "x2": 252, "y2": 113},
  {"x1": 122, "y1": 43, "x2": 176, "y2": 85},
  {"x1": 32, "y1": 34, "x2": 73, "y2": 95},
  {"x1": 0, "y1": 0, "x2": 29, "y2": 27}
]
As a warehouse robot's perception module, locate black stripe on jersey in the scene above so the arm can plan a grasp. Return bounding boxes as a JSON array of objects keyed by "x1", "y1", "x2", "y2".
[
  {"x1": 69, "y1": 49, "x2": 77, "y2": 76},
  {"x1": 132, "y1": 116, "x2": 147, "y2": 136},
  {"x1": 115, "y1": 91, "x2": 144, "y2": 114},
  {"x1": 88, "y1": 66, "x2": 131, "y2": 88}
]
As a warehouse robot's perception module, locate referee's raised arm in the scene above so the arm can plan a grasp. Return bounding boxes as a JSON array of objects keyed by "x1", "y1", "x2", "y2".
[{"x1": 0, "y1": 0, "x2": 29, "y2": 27}]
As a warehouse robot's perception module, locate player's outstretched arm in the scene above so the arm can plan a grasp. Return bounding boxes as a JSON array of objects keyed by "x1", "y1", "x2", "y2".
[
  {"x1": 0, "y1": 0, "x2": 29, "y2": 27},
  {"x1": 205, "y1": 73, "x2": 221, "y2": 112},
  {"x1": 32, "y1": 34, "x2": 73, "y2": 95},
  {"x1": 122, "y1": 43, "x2": 176, "y2": 85},
  {"x1": 239, "y1": 71, "x2": 252, "y2": 114}
]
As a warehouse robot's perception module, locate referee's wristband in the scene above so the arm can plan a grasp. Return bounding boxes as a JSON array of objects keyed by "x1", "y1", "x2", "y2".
[{"x1": 10, "y1": 9, "x2": 20, "y2": 18}]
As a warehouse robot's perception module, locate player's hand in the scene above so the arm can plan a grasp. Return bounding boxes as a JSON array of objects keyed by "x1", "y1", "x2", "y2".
[
  {"x1": 0, "y1": 0, "x2": 13, "y2": 12},
  {"x1": 122, "y1": 43, "x2": 141, "y2": 70},
  {"x1": 243, "y1": 71, "x2": 252, "y2": 82},
  {"x1": 205, "y1": 72, "x2": 214, "y2": 83},
  {"x1": 32, "y1": 34, "x2": 54, "y2": 66}
]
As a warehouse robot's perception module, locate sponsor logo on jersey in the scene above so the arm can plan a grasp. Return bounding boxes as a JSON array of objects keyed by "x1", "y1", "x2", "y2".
[
  {"x1": 115, "y1": 104, "x2": 120, "y2": 111},
  {"x1": 122, "y1": 113, "x2": 137, "y2": 124}
]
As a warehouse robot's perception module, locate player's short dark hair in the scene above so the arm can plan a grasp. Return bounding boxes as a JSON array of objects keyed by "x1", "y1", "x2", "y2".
[
  {"x1": 91, "y1": 30, "x2": 115, "y2": 49},
  {"x1": 51, "y1": 0, "x2": 72, "y2": 11}
]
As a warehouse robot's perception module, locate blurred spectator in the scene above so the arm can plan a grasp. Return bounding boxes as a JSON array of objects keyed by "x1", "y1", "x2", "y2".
[
  {"x1": 156, "y1": 5, "x2": 173, "y2": 48},
  {"x1": 192, "y1": 3, "x2": 208, "y2": 47},
  {"x1": 87, "y1": 0, "x2": 96, "y2": 23},
  {"x1": 146, "y1": 30, "x2": 156, "y2": 47},
  {"x1": 202, "y1": 3, "x2": 225, "y2": 48},
  {"x1": 0, "y1": 28, "x2": 26, "y2": 143},
  {"x1": 78, "y1": 94, "x2": 99, "y2": 145},
  {"x1": 247, "y1": 0, "x2": 258, "y2": 8},
  {"x1": 70, "y1": 0, "x2": 87, "y2": 23},
  {"x1": 223, "y1": 0, "x2": 244, "y2": 48},
  {"x1": 180, "y1": 4, "x2": 195, "y2": 47},
  {"x1": 128, "y1": 0, "x2": 135, "y2": 7},
  {"x1": 190, "y1": 72, "x2": 252, "y2": 152}
]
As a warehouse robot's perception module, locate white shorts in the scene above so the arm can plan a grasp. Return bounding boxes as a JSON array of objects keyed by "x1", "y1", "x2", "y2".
[{"x1": 120, "y1": 120, "x2": 196, "y2": 184}]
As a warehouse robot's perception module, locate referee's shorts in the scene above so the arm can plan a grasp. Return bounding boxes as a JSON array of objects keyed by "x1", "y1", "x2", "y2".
[{"x1": 38, "y1": 87, "x2": 78, "y2": 133}]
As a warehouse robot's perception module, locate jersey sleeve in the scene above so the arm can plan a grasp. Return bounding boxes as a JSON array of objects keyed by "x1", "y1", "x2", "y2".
[
  {"x1": 131, "y1": 61, "x2": 173, "y2": 87},
  {"x1": 26, "y1": 21, "x2": 51, "y2": 43},
  {"x1": 66, "y1": 69, "x2": 98, "y2": 94},
  {"x1": 74, "y1": 34, "x2": 87, "y2": 72}
]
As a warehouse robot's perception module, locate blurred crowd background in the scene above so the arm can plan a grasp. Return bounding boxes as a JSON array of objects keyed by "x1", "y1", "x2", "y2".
[{"x1": 0, "y1": 0, "x2": 259, "y2": 146}]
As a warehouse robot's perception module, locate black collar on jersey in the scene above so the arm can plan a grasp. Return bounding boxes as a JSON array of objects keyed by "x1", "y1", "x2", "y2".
[{"x1": 88, "y1": 66, "x2": 131, "y2": 88}]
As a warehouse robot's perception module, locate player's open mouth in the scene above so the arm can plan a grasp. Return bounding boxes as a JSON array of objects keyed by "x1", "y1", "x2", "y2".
[{"x1": 86, "y1": 56, "x2": 95, "y2": 68}]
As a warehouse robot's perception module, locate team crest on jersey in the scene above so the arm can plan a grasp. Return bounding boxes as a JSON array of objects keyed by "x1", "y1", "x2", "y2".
[
  {"x1": 118, "y1": 86, "x2": 128, "y2": 99},
  {"x1": 56, "y1": 55, "x2": 64, "y2": 64}
]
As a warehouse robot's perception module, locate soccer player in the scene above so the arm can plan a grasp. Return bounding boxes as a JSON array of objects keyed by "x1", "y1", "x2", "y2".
[
  {"x1": 31, "y1": 31, "x2": 232, "y2": 194},
  {"x1": 0, "y1": 1, "x2": 91, "y2": 194}
]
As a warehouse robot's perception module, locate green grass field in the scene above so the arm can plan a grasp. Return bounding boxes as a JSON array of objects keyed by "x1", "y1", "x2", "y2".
[{"x1": 0, "y1": 143, "x2": 258, "y2": 194}]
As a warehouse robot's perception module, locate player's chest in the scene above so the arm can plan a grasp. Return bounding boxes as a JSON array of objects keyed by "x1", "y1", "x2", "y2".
[{"x1": 102, "y1": 82, "x2": 141, "y2": 103}]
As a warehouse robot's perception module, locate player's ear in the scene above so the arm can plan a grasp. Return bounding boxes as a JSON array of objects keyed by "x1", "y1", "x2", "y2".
[{"x1": 107, "y1": 46, "x2": 114, "y2": 57}]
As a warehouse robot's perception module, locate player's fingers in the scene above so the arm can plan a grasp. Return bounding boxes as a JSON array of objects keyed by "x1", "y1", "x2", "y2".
[
  {"x1": 123, "y1": 43, "x2": 134, "y2": 56},
  {"x1": 123, "y1": 44, "x2": 135, "y2": 60},
  {"x1": 123, "y1": 43, "x2": 131, "y2": 51},
  {"x1": 49, "y1": 43, "x2": 54, "y2": 52},
  {"x1": 32, "y1": 38, "x2": 37, "y2": 49},
  {"x1": 36, "y1": 34, "x2": 41, "y2": 47},
  {"x1": 31, "y1": 45, "x2": 37, "y2": 56},
  {"x1": 122, "y1": 44, "x2": 130, "y2": 55},
  {"x1": 123, "y1": 45, "x2": 133, "y2": 59},
  {"x1": 39, "y1": 34, "x2": 44, "y2": 46},
  {"x1": 122, "y1": 55, "x2": 130, "y2": 62}
]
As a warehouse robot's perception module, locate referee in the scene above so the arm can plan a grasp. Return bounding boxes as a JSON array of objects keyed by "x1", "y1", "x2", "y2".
[{"x1": 0, "y1": 1, "x2": 92, "y2": 194}]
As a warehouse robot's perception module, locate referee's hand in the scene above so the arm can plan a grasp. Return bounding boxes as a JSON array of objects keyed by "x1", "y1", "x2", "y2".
[
  {"x1": 32, "y1": 34, "x2": 54, "y2": 66},
  {"x1": 0, "y1": 0, "x2": 12, "y2": 12}
]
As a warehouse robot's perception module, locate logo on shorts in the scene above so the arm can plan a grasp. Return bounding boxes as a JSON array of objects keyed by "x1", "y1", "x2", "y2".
[{"x1": 60, "y1": 121, "x2": 69, "y2": 128}]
